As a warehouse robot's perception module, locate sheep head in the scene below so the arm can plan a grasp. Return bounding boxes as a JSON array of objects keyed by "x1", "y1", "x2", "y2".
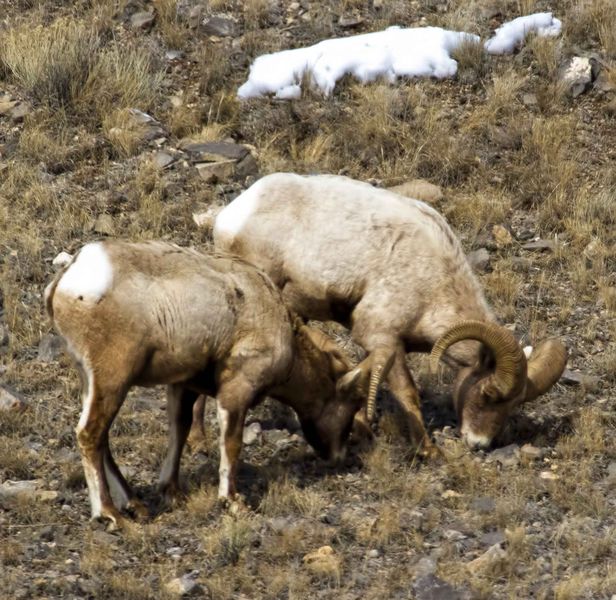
[
  {"x1": 289, "y1": 325, "x2": 368, "y2": 463},
  {"x1": 430, "y1": 321, "x2": 567, "y2": 449}
]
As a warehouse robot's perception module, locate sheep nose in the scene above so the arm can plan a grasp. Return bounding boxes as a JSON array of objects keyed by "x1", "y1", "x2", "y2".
[
  {"x1": 327, "y1": 445, "x2": 347, "y2": 466},
  {"x1": 462, "y1": 429, "x2": 491, "y2": 451}
]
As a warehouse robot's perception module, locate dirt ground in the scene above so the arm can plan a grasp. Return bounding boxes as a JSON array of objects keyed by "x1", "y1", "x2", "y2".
[{"x1": 0, "y1": 1, "x2": 615, "y2": 599}]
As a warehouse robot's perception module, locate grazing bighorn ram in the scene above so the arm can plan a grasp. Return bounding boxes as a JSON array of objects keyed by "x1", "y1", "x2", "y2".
[
  {"x1": 213, "y1": 173, "x2": 567, "y2": 452},
  {"x1": 45, "y1": 240, "x2": 365, "y2": 526}
]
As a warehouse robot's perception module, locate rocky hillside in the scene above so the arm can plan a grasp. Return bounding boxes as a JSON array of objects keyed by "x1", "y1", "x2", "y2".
[{"x1": 0, "y1": 1, "x2": 615, "y2": 599}]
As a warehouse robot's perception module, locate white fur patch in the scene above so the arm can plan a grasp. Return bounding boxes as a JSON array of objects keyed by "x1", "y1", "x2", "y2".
[
  {"x1": 217, "y1": 404, "x2": 231, "y2": 498},
  {"x1": 214, "y1": 183, "x2": 261, "y2": 240},
  {"x1": 57, "y1": 242, "x2": 113, "y2": 302},
  {"x1": 523, "y1": 345, "x2": 533, "y2": 359},
  {"x1": 461, "y1": 426, "x2": 491, "y2": 450}
]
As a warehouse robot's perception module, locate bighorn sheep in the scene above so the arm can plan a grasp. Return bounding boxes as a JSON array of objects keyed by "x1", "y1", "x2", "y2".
[
  {"x1": 213, "y1": 173, "x2": 568, "y2": 452},
  {"x1": 45, "y1": 240, "x2": 365, "y2": 526}
]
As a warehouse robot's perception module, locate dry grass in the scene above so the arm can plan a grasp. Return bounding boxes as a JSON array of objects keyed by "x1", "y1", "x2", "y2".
[{"x1": 0, "y1": 1, "x2": 615, "y2": 599}]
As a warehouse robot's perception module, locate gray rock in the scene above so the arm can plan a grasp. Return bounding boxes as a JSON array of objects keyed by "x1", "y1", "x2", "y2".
[
  {"x1": 165, "y1": 50, "x2": 185, "y2": 61},
  {"x1": 560, "y1": 368, "x2": 599, "y2": 388},
  {"x1": 182, "y1": 141, "x2": 249, "y2": 162},
  {"x1": 153, "y1": 151, "x2": 175, "y2": 169},
  {"x1": 0, "y1": 98, "x2": 18, "y2": 115},
  {"x1": 0, "y1": 385, "x2": 28, "y2": 412},
  {"x1": 467, "y1": 248, "x2": 490, "y2": 272},
  {"x1": 52, "y1": 251, "x2": 73, "y2": 268},
  {"x1": 235, "y1": 153, "x2": 259, "y2": 180},
  {"x1": 38, "y1": 333, "x2": 64, "y2": 362},
  {"x1": 443, "y1": 529, "x2": 466, "y2": 541},
  {"x1": 195, "y1": 160, "x2": 236, "y2": 183},
  {"x1": 520, "y1": 443, "x2": 543, "y2": 461},
  {"x1": 165, "y1": 571, "x2": 202, "y2": 596},
  {"x1": 487, "y1": 444, "x2": 520, "y2": 468},
  {"x1": 338, "y1": 15, "x2": 364, "y2": 28},
  {"x1": 522, "y1": 239, "x2": 556, "y2": 252},
  {"x1": 131, "y1": 11, "x2": 155, "y2": 30},
  {"x1": 480, "y1": 530, "x2": 505, "y2": 546},
  {"x1": 414, "y1": 556, "x2": 437, "y2": 577},
  {"x1": 412, "y1": 574, "x2": 468, "y2": 600},
  {"x1": 522, "y1": 93, "x2": 538, "y2": 106},
  {"x1": 470, "y1": 496, "x2": 496, "y2": 514},
  {"x1": 606, "y1": 461, "x2": 616, "y2": 481},
  {"x1": 10, "y1": 102, "x2": 31, "y2": 122},
  {"x1": 466, "y1": 543, "x2": 507, "y2": 575},
  {"x1": 0, "y1": 479, "x2": 57, "y2": 502},
  {"x1": 202, "y1": 16, "x2": 236, "y2": 37},
  {"x1": 243, "y1": 421, "x2": 262, "y2": 445},
  {"x1": 560, "y1": 57, "x2": 593, "y2": 98}
]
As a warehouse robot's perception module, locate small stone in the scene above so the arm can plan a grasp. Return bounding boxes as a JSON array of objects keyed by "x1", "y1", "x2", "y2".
[
  {"x1": 522, "y1": 239, "x2": 556, "y2": 252},
  {"x1": 302, "y1": 545, "x2": 340, "y2": 576},
  {"x1": 338, "y1": 15, "x2": 364, "y2": 28},
  {"x1": 606, "y1": 462, "x2": 616, "y2": 481},
  {"x1": 10, "y1": 102, "x2": 31, "y2": 122},
  {"x1": 412, "y1": 574, "x2": 468, "y2": 600},
  {"x1": 52, "y1": 251, "x2": 73, "y2": 268},
  {"x1": 487, "y1": 444, "x2": 520, "y2": 468},
  {"x1": 235, "y1": 153, "x2": 259, "y2": 180},
  {"x1": 182, "y1": 141, "x2": 249, "y2": 162},
  {"x1": 0, "y1": 479, "x2": 56, "y2": 502},
  {"x1": 467, "y1": 248, "x2": 490, "y2": 272},
  {"x1": 560, "y1": 57, "x2": 592, "y2": 98},
  {"x1": 443, "y1": 529, "x2": 466, "y2": 541},
  {"x1": 0, "y1": 99, "x2": 18, "y2": 115},
  {"x1": 466, "y1": 543, "x2": 507, "y2": 575},
  {"x1": 165, "y1": 50, "x2": 184, "y2": 61},
  {"x1": 522, "y1": 93, "x2": 538, "y2": 106},
  {"x1": 470, "y1": 496, "x2": 496, "y2": 514},
  {"x1": 131, "y1": 11, "x2": 155, "y2": 30},
  {"x1": 195, "y1": 160, "x2": 236, "y2": 183},
  {"x1": 202, "y1": 16, "x2": 236, "y2": 37},
  {"x1": 441, "y1": 489, "x2": 463, "y2": 500},
  {"x1": 165, "y1": 571, "x2": 202, "y2": 596},
  {"x1": 243, "y1": 422, "x2": 262, "y2": 445},
  {"x1": 153, "y1": 151, "x2": 175, "y2": 169},
  {"x1": 38, "y1": 334, "x2": 65, "y2": 362},
  {"x1": 0, "y1": 386, "x2": 28, "y2": 412},
  {"x1": 480, "y1": 530, "x2": 505, "y2": 547},
  {"x1": 560, "y1": 369, "x2": 599, "y2": 388},
  {"x1": 367, "y1": 548, "x2": 380, "y2": 558},
  {"x1": 414, "y1": 557, "x2": 437, "y2": 577},
  {"x1": 268, "y1": 516, "x2": 292, "y2": 534},
  {"x1": 93, "y1": 213, "x2": 115, "y2": 236},
  {"x1": 539, "y1": 470, "x2": 559, "y2": 481},
  {"x1": 492, "y1": 224, "x2": 513, "y2": 248},
  {"x1": 388, "y1": 179, "x2": 443, "y2": 204},
  {"x1": 520, "y1": 444, "x2": 543, "y2": 461}
]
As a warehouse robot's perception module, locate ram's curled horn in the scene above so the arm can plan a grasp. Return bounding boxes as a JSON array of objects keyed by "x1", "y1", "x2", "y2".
[
  {"x1": 366, "y1": 348, "x2": 395, "y2": 421},
  {"x1": 430, "y1": 320, "x2": 527, "y2": 400},
  {"x1": 523, "y1": 339, "x2": 568, "y2": 402}
]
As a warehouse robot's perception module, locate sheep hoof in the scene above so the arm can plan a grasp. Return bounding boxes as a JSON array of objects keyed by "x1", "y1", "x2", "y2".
[{"x1": 94, "y1": 506, "x2": 126, "y2": 531}]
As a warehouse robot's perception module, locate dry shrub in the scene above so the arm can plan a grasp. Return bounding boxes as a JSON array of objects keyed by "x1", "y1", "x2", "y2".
[
  {"x1": 445, "y1": 189, "x2": 513, "y2": 238},
  {"x1": 565, "y1": 0, "x2": 616, "y2": 56},
  {"x1": 259, "y1": 477, "x2": 327, "y2": 518},
  {"x1": 103, "y1": 108, "x2": 153, "y2": 158},
  {"x1": 0, "y1": 18, "x2": 100, "y2": 107},
  {"x1": 153, "y1": 0, "x2": 187, "y2": 48}
]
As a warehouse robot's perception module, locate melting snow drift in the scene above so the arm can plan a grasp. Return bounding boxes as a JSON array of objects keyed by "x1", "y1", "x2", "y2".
[{"x1": 237, "y1": 12, "x2": 562, "y2": 99}]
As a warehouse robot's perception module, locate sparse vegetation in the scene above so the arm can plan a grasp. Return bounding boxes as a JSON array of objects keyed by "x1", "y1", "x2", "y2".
[{"x1": 0, "y1": 0, "x2": 614, "y2": 599}]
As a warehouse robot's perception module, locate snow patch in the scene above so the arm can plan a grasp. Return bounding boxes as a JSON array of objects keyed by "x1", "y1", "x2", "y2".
[
  {"x1": 238, "y1": 13, "x2": 563, "y2": 99},
  {"x1": 56, "y1": 242, "x2": 113, "y2": 303},
  {"x1": 238, "y1": 26, "x2": 479, "y2": 99},
  {"x1": 484, "y1": 12, "x2": 562, "y2": 55}
]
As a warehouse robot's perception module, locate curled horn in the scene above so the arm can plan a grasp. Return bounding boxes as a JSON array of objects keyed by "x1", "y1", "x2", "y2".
[
  {"x1": 430, "y1": 320, "x2": 527, "y2": 400},
  {"x1": 366, "y1": 347, "x2": 395, "y2": 421},
  {"x1": 523, "y1": 339, "x2": 568, "y2": 403}
]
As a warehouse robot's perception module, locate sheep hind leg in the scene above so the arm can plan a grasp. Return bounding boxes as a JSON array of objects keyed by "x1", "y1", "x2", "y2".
[
  {"x1": 75, "y1": 373, "x2": 127, "y2": 528},
  {"x1": 159, "y1": 385, "x2": 199, "y2": 505},
  {"x1": 387, "y1": 348, "x2": 440, "y2": 460},
  {"x1": 186, "y1": 395, "x2": 208, "y2": 453}
]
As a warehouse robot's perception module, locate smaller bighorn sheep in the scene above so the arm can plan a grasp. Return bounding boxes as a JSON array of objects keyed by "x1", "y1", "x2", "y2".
[
  {"x1": 214, "y1": 173, "x2": 568, "y2": 452},
  {"x1": 45, "y1": 241, "x2": 365, "y2": 526}
]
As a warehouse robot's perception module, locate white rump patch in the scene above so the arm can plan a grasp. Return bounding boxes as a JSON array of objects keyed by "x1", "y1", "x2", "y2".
[
  {"x1": 217, "y1": 404, "x2": 231, "y2": 498},
  {"x1": 484, "y1": 13, "x2": 562, "y2": 55},
  {"x1": 57, "y1": 242, "x2": 113, "y2": 303},
  {"x1": 523, "y1": 346, "x2": 533, "y2": 359},
  {"x1": 214, "y1": 184, "x2": 262, "y2": 240}
]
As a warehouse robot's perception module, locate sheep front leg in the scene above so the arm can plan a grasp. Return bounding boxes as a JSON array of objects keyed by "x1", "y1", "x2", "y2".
[
  {"x1": 216, "y1": 381, "x2": 252, "y2": 502},
  {"x1": 75, "y1": 374, "x2": 127, "y2": 528},
  {"x1": 159, "y1": 385, "x2": 199, "y2": 504},
  {"x1": 387, "y1": 347, "x2": 440, "y2": 460}
]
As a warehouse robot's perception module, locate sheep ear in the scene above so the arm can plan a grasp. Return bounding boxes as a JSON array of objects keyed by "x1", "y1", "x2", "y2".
[{"x1": 337, "y1": 363, "x2": 370, "y2": 398}]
